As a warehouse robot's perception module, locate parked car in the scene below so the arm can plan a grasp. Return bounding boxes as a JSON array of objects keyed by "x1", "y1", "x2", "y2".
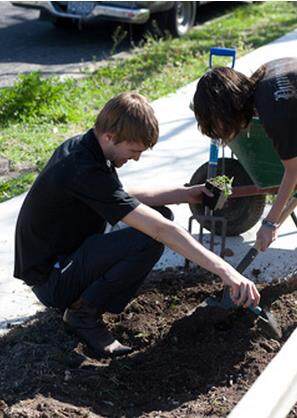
[{"x1": 11, "y1": 1, "x2": 200, "y2": 37}]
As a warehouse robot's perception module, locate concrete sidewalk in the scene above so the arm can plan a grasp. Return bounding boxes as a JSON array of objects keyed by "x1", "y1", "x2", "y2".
[{"x1": 1, "y1": 29, "x2": 297, "y2": 334}]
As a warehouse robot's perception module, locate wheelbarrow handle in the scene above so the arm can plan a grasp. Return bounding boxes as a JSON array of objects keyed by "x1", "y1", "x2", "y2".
[{"x1": 209, "y1": 47, "x2": 236, "y2": 69}]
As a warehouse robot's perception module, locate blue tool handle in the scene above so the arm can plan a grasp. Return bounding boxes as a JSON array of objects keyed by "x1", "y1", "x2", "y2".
[
  {"x1": 248, "y1": 304, "x2": 262, "y2": 316},
  {"x1": 207, "y1": 139, "x2": 220, "y2": 179},
  {"x1": 221, "y1": 287, "x2": 263, "y2": 316},
  {"x1": 209, "y1": 47, "x2": 236, "y2": 68},
  {"x1": 209, "y1": 140, "x2": 219, "y2": 164}
]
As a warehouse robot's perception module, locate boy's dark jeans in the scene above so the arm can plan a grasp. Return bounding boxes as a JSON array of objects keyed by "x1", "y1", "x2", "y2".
[{"x1": 32, "y1": 206, "x2": 173, "y2": 314}]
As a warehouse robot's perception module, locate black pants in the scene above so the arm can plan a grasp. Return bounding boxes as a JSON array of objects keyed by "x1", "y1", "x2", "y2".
[{"x1": 32, "y1": 206, "x2": 173, "y2": 314}]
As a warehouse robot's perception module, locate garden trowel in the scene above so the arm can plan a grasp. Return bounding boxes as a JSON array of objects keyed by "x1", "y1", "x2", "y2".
[
  {"x1": 214, "y1": 244, "x2": 282, "y2": 340},
  {"x1": 203, "y1": 195, "x2": 297, "y2": 338},
  {"x1": 204, "y1": 244, "x2": 282, "y2": 339}
]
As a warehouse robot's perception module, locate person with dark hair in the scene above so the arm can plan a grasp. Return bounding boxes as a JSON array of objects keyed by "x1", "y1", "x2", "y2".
[
  {"x1": 193, "y1": 58, "x2": 297, "y2": 252},
  {"x1": 14, "y1": 92, "x2": 260, "y2": 358}
]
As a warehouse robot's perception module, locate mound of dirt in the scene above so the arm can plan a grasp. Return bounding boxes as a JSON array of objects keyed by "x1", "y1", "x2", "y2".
[{"x1": 0, "y1": 268, "x2": 296, "y2": 417}]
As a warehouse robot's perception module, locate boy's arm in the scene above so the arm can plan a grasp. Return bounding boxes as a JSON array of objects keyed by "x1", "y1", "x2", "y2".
[
  {"x1": 127, "y1": 184, "x2": 208, "y2": 206},
  {"x1": 122, "y1": 203, "x2": 260, "y2": 308}
]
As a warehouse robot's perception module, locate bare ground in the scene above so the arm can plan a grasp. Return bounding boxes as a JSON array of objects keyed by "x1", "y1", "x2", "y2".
[{"x1": 0, "y1": 268, "x2": 297, "y2": 417}]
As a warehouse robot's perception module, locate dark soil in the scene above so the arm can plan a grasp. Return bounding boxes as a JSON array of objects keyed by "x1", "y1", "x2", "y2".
[{"x1": 1, "y1": 268, "x2": 297, "y2": 418}]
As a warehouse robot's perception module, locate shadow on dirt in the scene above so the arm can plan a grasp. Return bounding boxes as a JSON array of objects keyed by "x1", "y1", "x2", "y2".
[{"x1": 0, "y1": 270, "x2": 296, "y2": 417}]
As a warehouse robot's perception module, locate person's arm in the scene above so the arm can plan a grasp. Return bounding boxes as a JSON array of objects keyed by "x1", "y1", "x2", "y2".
[
  {"x1": 126, "y1": 184, "x2": 209, "y2": 206},
  {"x1": 256, "y1": 156, "x2": 297, "y2": 251},
  {"x1": 122, "y1": 204, "x2": 260, "y2": 308}
]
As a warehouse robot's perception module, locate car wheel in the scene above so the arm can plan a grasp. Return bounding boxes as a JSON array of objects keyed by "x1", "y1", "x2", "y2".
[
  {"x1": 155, "y1": 1, "x2": 197, "y2": 37},
  {"x1": 52, "y1": 17, "x2": 78, "y2": 29}
]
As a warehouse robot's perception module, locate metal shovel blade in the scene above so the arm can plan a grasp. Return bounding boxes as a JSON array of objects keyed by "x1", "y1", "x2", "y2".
[
  {"x1": 235, "y1": 247, "x2": 282, "y2": 338},
  {"x1": 251, "y1": 306, "x2": 282, "y2": 340}
]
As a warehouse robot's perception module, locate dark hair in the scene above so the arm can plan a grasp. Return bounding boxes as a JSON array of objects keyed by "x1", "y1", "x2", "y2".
[
  {"x1": 193, "y1": 65, "x2": 266, "y2": 143},
  {"x1": 94, "y1": 92, "x2": 159, "y2": 149}
]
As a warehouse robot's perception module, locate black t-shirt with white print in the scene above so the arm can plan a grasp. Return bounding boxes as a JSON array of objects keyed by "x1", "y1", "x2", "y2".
[
  {"x1": 254, "y1": 57, "x2": 297, "y2": 160},
  {"x1": 14, "y1": 129, "x2": 140, "y2": 286}
]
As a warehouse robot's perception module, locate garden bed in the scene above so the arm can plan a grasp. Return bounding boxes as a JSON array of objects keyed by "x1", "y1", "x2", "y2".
[{"x1": 0, "y1": 268, "x2": 296, "y2": 417}]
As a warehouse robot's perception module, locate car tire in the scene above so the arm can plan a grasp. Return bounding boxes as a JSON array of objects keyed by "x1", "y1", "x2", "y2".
[
  {"x1": 156, "y1": 2, "x2": 197, "y2": 37},
  {"x1": 52, "y1": 17, "x2": 78, "y2": 29},
  {"x1": 188, "y1": 158, "x2": 267, "y2": 236}
]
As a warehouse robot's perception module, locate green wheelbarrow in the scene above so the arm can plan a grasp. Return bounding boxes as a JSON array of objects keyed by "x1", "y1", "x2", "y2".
[
  {"x1": 188, "y1": 117, "x2": 297, "y2": 339},
  {"x1": 189, "y1": 116, "x2": 297, "y2": 236}
]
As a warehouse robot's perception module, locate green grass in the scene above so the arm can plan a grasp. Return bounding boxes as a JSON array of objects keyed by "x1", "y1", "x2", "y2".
[
  {"x1": 0, "y1": 1, "x2": 297, "y2": 201},
  {"x1": 0, "y1": 172, "x2": 37, "y2": 203}
]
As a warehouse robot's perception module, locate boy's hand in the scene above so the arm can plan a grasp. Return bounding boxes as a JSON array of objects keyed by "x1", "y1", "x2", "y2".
[
  {"x1": 222, "y1": 269, "x2": 260, "y2": 308},
  {"x1": 187, "y1": 184, "x2": 213, "y2": 204}
]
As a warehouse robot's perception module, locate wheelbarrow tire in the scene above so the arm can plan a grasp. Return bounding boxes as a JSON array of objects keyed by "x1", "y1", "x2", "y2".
[{"x1": 188, "y1": 158, "x2": 266, "y2": 236}]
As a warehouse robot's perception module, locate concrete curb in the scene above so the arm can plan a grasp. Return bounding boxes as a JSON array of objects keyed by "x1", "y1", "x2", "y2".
[{"x1": 228, "y1": 328, "x2": 297, "y2": 418}]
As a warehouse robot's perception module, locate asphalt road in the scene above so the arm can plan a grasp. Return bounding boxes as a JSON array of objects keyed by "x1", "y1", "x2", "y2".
[
  {"x1": 0, "y1": 1, "x2": 131, "y2": 87},
  {"x1": 0, "y1": 1, "x2": 241, "y2": 88}
]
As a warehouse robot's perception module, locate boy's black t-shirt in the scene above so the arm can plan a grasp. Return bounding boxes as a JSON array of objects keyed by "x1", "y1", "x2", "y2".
[
  {"x1": 14, "y1": 129, "x2": 140, "y2": 286},
  {"x1": 254, "y1": 57, "x2": 297, "y2": 160}
]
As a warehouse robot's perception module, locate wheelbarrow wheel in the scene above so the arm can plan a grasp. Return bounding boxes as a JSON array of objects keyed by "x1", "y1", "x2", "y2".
[{"x1": 188, "y1": 158, "x2": 266, "y2": 236}]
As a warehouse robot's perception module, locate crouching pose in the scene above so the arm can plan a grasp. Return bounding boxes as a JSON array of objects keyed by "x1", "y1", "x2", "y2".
[
  {"x1": 14, "y1": 92, "x2": 260, "y2": 357},
  {"x1": 193, "y1": 58, "x2": 297, "y2": 251}
]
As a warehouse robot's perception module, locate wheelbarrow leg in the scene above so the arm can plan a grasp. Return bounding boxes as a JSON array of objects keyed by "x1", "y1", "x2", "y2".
[
  {"x1": 184, "y1": 214, "x2": 227, "y2": 269},
  {"x1": 185, "y1": 216, "x2": 195, "y2": 270},
  {"x1": 198, "y1": 214, "x2": 227, "y2": 258}
]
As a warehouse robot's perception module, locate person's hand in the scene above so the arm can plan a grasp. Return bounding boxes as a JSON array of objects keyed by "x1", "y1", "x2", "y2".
[
  {"x1": 186, "y1": 184, "x2": 213, "y2": 204},
  {"x1": 256, "y1": 224, "x2": 278, "y2": 252},
  {"x1": 222, "y1": 269, "x2": 260, "y2": 308}
]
